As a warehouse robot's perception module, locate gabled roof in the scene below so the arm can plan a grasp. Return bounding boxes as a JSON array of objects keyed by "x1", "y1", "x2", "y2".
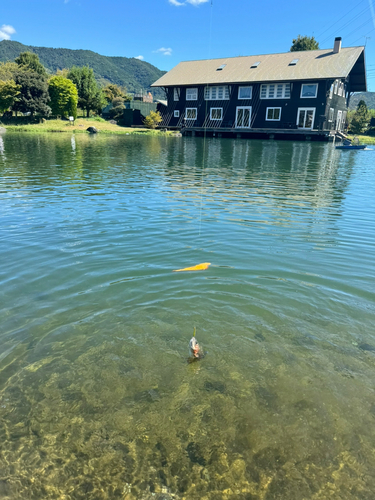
[{"x1": 151, "y1": 47, "x2": 366, "y2": 91}]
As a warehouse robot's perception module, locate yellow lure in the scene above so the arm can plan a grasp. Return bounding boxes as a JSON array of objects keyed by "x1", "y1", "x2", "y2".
[{"x1": 173, "y1": 262, "x2": 211, "y2": 272}]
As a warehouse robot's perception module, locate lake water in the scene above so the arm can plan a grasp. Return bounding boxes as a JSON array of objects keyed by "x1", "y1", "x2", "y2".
[{"x1": 0, "y1": 132, "x2": 375, "y2": 500}]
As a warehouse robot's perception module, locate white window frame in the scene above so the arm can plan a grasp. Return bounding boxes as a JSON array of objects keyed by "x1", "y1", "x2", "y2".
[
  {"x1": 174, "y1": 110, "x2": 180, "y2": 118},
  {"x1": 334, "y1": 80, "x2": 338, "y2": 94},
  {"x1": 186, "y1": 88, "x2": 198, "y2": 101},
  {"x1": 210, "y1": 107, "x2": 223, "y2": 120},
  {"x1": 174, "y1": 88, "x2": 179, "y2": 101},
  {"x1": 235, "y1": 106, "x2": 252, "y2": 128},
  {"x1": 300, "y1": 83, "x2": 318, "y2": 98},
  {"x1": 329, "y1": 84, "x2": 334, "y2": 99},
  {"x1": 296, "y1": 107, "x2": 316, "y2": 129},
  {"x1": 260, "y1": 83, "x2": 290, "y2": 99},
  {"x1": 185, "y1": 108, "x2": 197, "y2": 120},
  {"x1": 337, "y1": 110, "x2": 343, "y2": 130},
  {"x1": 328, "y1": 108, "x2": 334, "y2": 122},
  {"x1": 238, "y1": 86, "x2": 252, "y2": 100},
  {"x1": 265, "y1": 107, "x2": 281, "y2": 121},
  {"x1": 204, "y1": 85, "x2": 230, "y2": 100}
]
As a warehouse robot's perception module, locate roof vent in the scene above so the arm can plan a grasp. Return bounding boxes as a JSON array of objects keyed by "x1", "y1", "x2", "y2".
[
  {"x1": 217, "y1": 64, "x2": 226, "y2": 71},
  {"x1": 251, "y1": 61, "x2": 260, "y2": 68},
  {"x1": 333, "y1": 37, "x2": 342, "y2": 54},
  {"x1": 289, "y1": 58, "x2": 299, "y2": 66}
]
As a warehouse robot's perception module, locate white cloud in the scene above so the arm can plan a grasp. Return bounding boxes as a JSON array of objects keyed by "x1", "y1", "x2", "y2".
[
  {"x1": 169, "y1": 0, "x2": 209, "y2": 5},
  {"x1": 186, "y1": 0, "x2": 210, "y2": 4},
  {"x1": 135, "y1": 55, "x2": 144, "y2": 60},
  {"x1": 0, "y1": 25, "x2": 16, "y2": 41},
  {"x1": 154, "y1": 47, "x2": 173, "y2": 56}
]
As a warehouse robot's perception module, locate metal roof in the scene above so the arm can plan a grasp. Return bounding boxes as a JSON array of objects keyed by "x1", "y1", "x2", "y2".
[{"x1": 151, "y1": 47, "x2": 366, "y2": 90}]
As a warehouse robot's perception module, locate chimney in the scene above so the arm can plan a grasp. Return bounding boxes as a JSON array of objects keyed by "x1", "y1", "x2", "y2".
[{"x1": 333, "y1": 37, "x2": 342, "y2": 54}]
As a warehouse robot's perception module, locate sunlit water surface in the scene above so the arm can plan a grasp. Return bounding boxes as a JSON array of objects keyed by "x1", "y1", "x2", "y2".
[{"x1": 0, "y1": 133, "x2": 375, "y2": 500}]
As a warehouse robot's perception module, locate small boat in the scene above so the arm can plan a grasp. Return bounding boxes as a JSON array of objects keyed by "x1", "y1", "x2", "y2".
[
  {"x1": 335, "y1": 144, "x2": 367, "y2": 150},
  {"x1": 336, "y1": 137, "x2": 366, "y2": 150}
]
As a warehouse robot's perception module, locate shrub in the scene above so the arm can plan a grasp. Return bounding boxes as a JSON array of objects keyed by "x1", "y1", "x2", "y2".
[{"x1": 143, "y1": 110, "x2": 162, "y2": 129}]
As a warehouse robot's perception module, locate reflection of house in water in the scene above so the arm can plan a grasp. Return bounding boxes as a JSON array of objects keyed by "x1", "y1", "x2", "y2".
[
  {"x1": 162, "y1": 139, "x2": 356, "y2": 247},
  {"x1": 152, "y1": 38, "x2": 366, "y2": 141}
]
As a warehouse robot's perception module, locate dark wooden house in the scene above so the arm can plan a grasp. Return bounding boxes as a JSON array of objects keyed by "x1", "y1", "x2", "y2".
[{"x1": 151, "y1": 38, "x2": 367, "y2": 140}]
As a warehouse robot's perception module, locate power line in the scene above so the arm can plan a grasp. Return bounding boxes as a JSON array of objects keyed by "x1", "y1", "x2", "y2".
[
  {"x1": 315, "y1": 0, "x2": 367, "y2": 39},
  {"x1": 319, "y1": 3, "x2": 372, "y2": 46}
]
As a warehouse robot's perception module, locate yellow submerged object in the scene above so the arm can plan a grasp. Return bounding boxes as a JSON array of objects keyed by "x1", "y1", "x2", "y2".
[{"x1": 173, "y1": 262, "x2": 211, "y2": 272}]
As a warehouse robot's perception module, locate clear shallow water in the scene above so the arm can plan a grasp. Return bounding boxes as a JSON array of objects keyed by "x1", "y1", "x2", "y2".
[{"x1": 0, "y1": 133, "x2": 375, "y2": 499}]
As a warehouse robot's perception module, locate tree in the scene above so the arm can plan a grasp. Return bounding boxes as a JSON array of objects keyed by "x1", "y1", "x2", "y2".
[
  {"x1": 67, "y1": 66, "x2": 105, "y2": 117},
  {"x1": 0, "y1": 62, "x2": 19, "y2": 81},
  {"x1": 48, "y1": 76, "x2": 78, "y2": 118},
  {"x1": 102, "y1": 83, "x2": 126, "y2": 103},
  {"x1": 143, "y1": 110, "x2": 162, "y2": 129},
  {"x1": 349, "y1": 99, "x2": 369, "y2": 134},
  {"x1": 12, "y1": 71, "x2": 51, "y2": 116},
  {"x1": 290, "y1": 35, "x2": 319, "y2": 52},
  {"x1": 0, "y1": 79, "x2": 21, "y2": 113},
  {"x1": 15, "y1": 52, "x2": 48, "y2": 77}
]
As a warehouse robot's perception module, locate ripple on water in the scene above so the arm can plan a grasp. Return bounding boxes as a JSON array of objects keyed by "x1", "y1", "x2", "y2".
[{"x1": 0, "y1": 134, "x2": 375, "y2": 498}]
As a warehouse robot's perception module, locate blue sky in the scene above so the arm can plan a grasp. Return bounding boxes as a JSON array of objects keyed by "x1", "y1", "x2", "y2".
[{"x1": 1, "y1": 0, "x2": 374, "y2": 90}]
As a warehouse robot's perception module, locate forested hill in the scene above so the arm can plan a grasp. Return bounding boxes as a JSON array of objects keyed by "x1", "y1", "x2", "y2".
[
  {"x1": 349, "y1": 92, "x2": 375, "y2": 110},
  {"x1": 0, "y1": 40, "x2": 166, "y2": 97}
]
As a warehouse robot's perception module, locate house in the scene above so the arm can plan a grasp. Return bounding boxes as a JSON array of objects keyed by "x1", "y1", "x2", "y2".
[{"x1": 151, "y1": 38, "x2": 367, "y2": 140}]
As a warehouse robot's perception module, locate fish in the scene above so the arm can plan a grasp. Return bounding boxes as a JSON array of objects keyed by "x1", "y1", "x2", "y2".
[
  {"x1": 188, "y1": 327, "x2": 204, "y2": 361},
  {"x1": 174, "y1": 262, "x2": 211, "y2": 272}
]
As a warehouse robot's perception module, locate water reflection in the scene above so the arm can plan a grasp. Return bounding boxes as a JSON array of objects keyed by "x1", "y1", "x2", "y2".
[{"x1": 0, "y1": 133, "x2": 374, "y2": 499}]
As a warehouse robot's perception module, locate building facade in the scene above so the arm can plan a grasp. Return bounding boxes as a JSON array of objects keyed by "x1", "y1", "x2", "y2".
[{"x1": 152, "y1": 38, "x2": 367, "y2": 139}]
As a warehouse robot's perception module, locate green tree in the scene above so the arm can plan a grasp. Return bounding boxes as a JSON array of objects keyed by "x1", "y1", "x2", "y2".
[
  {"x1": 103, "y1": 83, "x2": 126, "y2": 103},
  {"x1": 15, "y1": 52, "x2": 48, "y2": 77},
  {"x1": 0, "y1": 62, "x2": 19, "y2": 81},
  {"x1": 290, "y1": 35, "x2": 319, "y2": 52},
  {"x1": 48, "y1": 75, "x2": 78, "y2": 118},
  {"x1": 67, "y1": 66, "x2": 105, "y2": 117},
  {"x1": 349, "y1": 99, "x2": 369, "y2": 134},
  {"x1": 12, "y1": 71, "x2": 51, "y2": 116},
  {"x1": 0, "y1": 79, "x2": 21, "y2": 113},
  {"x1": 143, "y1": 110, "x2": 162, "y2": 129}
]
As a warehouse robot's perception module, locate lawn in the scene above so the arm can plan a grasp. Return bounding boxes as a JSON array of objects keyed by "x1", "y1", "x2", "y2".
[{"x1": 1, "y1": 117, "x2": 176, "y2": 136}]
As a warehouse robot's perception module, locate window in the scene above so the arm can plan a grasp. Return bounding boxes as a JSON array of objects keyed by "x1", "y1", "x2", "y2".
[
  {"x1": 174, "y1": 110, "x2": 180, "y2": 118},
  {"x1": 217, "y1": 64, "x2": 226, "y2": 71},
  {"x1": 185, "y1": 108, "x2": 197, "y2": 120},
  {"x1": 329, "y1": 84, "x2": 334, "y2": 99},
  {"x1": 174, "y1": 88, "x2": 179, "y2": 101},
  {"x1": 251, "y1": 61, "x2": 260, "y2": 68},
  {"x1": 328, "y1": 108, "x2": 334, "y2": 122},
  {"x1": 301, "y1": 83, "x2": 318, "y2": 98},
  {"x1": 334, "y1": 80, "x2": 338, "y2": 94},
  {"x1": 260, "y1": 83, "x2": 290, "y2": 99},
  {"x1": 289, "y1": 58, "x2": 299, "y2": 66},
  {"x1": 204, "y1": 86, "x2": 230, "y2": 100},
  {"x1": 186, "y1": 88, "x2": 198, "y2": 100},
  {"x1": 210, "y1": 108, "x2": 223, "y2": 120},
  {"x1": 238, "y1": 86, "x2": 252, "y2": 99},
  {"x1": 266, "y1": 107, "x2": 281, "y2": 121}
]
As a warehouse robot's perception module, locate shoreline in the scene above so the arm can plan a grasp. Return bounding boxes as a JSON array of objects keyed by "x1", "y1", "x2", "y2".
[{"x1": 0, "y1": 118, "x2": 179, "y2": 136}]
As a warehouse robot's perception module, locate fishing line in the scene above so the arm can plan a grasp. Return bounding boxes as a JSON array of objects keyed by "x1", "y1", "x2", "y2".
[{"x1": 198, "y1": 0, "x2": 214, "y2": 238}]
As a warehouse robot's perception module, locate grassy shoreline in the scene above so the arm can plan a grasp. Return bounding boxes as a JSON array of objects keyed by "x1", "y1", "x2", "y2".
[{"x1": 0, "y1": 118, "x2": 178, "y2": 136}]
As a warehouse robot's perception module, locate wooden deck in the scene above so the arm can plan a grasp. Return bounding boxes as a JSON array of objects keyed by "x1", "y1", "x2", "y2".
[{"x1": 180, "y1": 126, "x2": 335, "y2": 141}]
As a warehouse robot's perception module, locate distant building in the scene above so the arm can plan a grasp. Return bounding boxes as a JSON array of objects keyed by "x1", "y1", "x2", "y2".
[
  {"x1": 134, "y1": 92, "x2": 153, "y2": 103},
  {"x1": 151, "y1": 38, "x2": 366, "y2": 140}
]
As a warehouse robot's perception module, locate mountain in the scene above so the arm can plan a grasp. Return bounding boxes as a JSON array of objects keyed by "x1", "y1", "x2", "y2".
[
  {"x1": 0, "y1": 40, "x2": 166, "y2": 98},
  {"x1": 348, "y1": 92, "x2": 375, "y2": 110}
]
